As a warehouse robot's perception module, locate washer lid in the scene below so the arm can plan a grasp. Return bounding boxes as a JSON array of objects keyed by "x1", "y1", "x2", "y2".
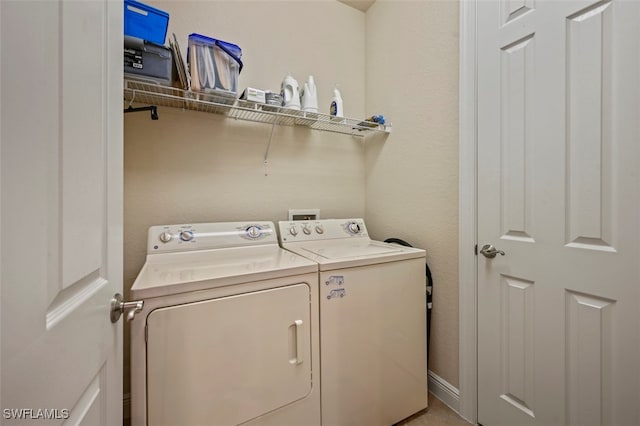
[
  {"x1": 302, "y1": 240, "x2": 402, "y2": 259},
  {"x1": 287, "y1": 240, "x2": 425, "y2": 271},
  {"x1": 131, "y1": 245, "x2": 317, "y2": 299}
]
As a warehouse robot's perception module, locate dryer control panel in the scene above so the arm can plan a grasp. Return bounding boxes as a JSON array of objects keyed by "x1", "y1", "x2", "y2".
[
  {"x1": 148, "y1": 222, "x2": 277, "y2": 253},
  {"x1": 278, "y1": 218, "x2": 369, "y2": 243}
]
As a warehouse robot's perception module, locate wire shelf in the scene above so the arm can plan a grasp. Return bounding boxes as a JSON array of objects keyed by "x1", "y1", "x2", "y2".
[{"x1": 124, "y1": 79, "x2": 391, "y2": 137}]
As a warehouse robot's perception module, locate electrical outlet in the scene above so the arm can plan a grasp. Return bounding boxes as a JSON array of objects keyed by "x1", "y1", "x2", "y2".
[{"x1": 288, "y1": 209, "x2": 320, "y2": 221}]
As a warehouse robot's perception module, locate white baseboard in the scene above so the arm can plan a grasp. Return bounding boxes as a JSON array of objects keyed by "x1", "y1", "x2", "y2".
[
  {"x1": 428, "y1": 370, "x2": 461, "y2": 414},
  {"x1": 123, "y1": 393, "x2": 131, "y2": 420}
]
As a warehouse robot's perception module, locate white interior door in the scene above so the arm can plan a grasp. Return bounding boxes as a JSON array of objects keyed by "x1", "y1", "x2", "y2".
[
  {"x1": 477, "y1": 1, "x2": 639, "y2": 425},
  {"x1": 1, "y1": 1, "x2": 123, "y2": 425}
]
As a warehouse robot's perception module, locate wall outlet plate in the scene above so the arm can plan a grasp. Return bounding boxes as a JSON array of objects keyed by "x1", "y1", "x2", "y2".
[{"x1": 288, "y1": 209, "x2": 320, "y2": 221}]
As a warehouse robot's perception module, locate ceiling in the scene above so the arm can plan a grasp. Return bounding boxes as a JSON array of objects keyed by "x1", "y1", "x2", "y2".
[{"x1": 337, "y1": 0, "x2": 376, "y2": 13}]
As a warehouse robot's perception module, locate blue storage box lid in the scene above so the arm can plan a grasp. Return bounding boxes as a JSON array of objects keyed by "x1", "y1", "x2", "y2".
[
  {"x1": 188, "y1": 33, "x2": 243, "y2": 72},
  {"x1": 124, "y1": 0, "x2": 169, "y2": 45}
]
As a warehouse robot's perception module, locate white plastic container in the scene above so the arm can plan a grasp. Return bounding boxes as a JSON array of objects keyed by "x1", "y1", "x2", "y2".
[
  {"x1": 330, "y1": 86, "x2": 343, "y2": 118},
  {"x1": 301, "y1": 75, "x2": 318, "y2": 113},
  {"x1": 281, "y1": 74, "x2": 301, "y2": 110}
]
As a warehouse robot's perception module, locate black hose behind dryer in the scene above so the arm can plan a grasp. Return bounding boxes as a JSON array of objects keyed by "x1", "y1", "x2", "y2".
[{"x1": 384, "y1": 238, "x2": 433, "y2": 366}]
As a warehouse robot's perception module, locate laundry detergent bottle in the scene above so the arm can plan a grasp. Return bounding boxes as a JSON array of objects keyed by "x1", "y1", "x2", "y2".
[
  {"x1": 330, "y1": 85, "x2": 343, "y2": 119},
  {"x1": 281, "y1": 74, "x2": 301, "y2": 110},
  {"x1": 301, "y1": 75, "x2": 318, "y2": 113}
]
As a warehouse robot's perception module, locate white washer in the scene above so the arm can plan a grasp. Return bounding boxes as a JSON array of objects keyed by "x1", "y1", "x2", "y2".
[
  {"x1": 130, "y1": 222, "x2": 320, "y2": 426},
  {"x1": 279, "y1": 218, "x2": 428, "y2": 426}
]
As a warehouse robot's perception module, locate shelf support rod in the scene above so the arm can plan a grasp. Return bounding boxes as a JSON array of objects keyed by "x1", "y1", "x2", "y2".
[{"x1": 263, "y1": 122, "x2": 277, "y2": 165}]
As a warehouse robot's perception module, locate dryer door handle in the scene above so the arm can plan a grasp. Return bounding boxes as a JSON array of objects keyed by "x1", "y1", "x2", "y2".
[{"x1": 289, "y1": 320, "x2": 304, "y2": 365}]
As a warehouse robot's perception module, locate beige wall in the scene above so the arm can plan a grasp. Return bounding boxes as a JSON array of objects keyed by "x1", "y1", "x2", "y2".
[
  {"x1": 124, "y1": 0, "x2": 460, "y2": 405},
  {"x1": 124, "y1": 0, "x2": 367, "y2": 400},
  {"x1": 364, "y1": 1, "x2": 460, "y2": 387}
]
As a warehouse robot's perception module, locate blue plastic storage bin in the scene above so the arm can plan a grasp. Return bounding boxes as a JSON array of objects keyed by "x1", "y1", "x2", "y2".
[
  {"x1": 188, "y1": 33, "x2": 243, "y2": 97},
  {"x1": 124, "y1": 0, "x2": 169, "y2": 45}
]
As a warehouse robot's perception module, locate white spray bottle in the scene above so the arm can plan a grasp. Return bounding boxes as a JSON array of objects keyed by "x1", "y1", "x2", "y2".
[
  {"x1": 330, "y1": 85, "x2": 343, "y2": 119},
  {"x1": 301, "y1": 75, "x2": 318, "y2": 113}
]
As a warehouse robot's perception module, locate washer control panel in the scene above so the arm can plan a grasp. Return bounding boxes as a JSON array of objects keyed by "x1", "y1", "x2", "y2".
[
  {"x1": 278, "y1": 218, "x2": 368, "y2": 243},
  {"x1": 148, "y1": 222, "x2": 276, "y2": 253}
]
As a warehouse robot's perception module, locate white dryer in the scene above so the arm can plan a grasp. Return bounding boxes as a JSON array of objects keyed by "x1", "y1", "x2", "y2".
[
  {"x1": 279, "y1": 218, "x2": 428, "y2": 426},
  {"x1": 129, "y1": 222, "x2": 320, "y2": 426}
]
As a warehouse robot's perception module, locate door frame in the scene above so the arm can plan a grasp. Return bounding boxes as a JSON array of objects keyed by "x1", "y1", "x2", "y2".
[
  {"x1": 0, "y1": 1, "x2": 3, "y2": 411},
  {"x1": 0, "y1": 0, "x2": 3, "y2": 409},
  {"x1": 458, "y1": 0, "x2": 478, "y2": 423}
]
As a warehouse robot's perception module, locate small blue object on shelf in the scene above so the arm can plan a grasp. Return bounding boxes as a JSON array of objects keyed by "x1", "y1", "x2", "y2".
[
  {"x1": 356, "y1": 114, "x2": 387, "y2": 130},
  {"x1": 124, "y1": 0, "x2": 169, "y2": 45},
  {"x1": 369, "y1": 115, "x2": 386, "y2": 125}
]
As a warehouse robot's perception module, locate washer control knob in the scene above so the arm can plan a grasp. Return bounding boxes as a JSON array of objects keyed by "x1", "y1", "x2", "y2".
[
  {"x1": 180, "y1": 230, "x2": 194, "y2": 242},
  {"x1": 159, "y1": 232, "x2": 173, "y2": 243},
  {"x1": 289, "y1": 226, "x2": 298, "y2": 236},
  {"x1": 302, "y1": 225, "x2": 312, "y2": 235},
  {"x1": 315, "y1": 225, "x2": 324, "y2": 234},
  {"x1": 347, "y1": 222, "x2": 361, "y2": 235},
  {"x1": 246, "y1": 226, "x2": 262, "y2": 239}
]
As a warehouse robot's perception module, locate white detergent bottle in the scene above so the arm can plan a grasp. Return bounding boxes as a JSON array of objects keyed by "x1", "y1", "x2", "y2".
[
  {"x1": 330, "y1": 85, "x2": 343, "y2": 119},
  {"x1": 281, "y1": 74, "x2": 301, "y2": 110},
  {"x1": 301, "y1": 75, "x2": 318, "y2": 113}
]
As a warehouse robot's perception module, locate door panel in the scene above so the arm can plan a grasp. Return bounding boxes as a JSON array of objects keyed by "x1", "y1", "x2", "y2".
[
  {"x1": 60, "y1": 0, "x2": 106, "y2": 289},
  {"x1": 146, "y1": 284, "x2": 312, "y2": 426},
  {"x1": 565, "y1": 291, "x2": 614, "y2": 426},
  {"x1": 0, "y1": 1, "x2": 122, "y2": 425},
  {"x1": 500, "y1": 33, "x2": 535, "y2": 242},
  {"x1": 477, "y1": 1, "x2": 639, "y2": 425},
  {"x1": 66, "y1": 369, "x2": 107, "y2": 426},
  {"x1": 499, "y1": 275, "x2": 534, "y2": 418},
  {"x1": 565, "y1": 2, "x2": 613, "y2": 250}
]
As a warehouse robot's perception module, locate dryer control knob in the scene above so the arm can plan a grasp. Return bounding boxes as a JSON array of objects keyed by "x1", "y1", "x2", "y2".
[
  {"x1": 180, "y1": 230, "x2": 194, "y2": 242},
  {"x1": 315, "y1": 225, "x2": 324, "y2": 234},
  {"x1": 246, "y1": 226, "x2": 262, "y2": 239},
  {"x1": 347, "y1": 222, "x2": 361, "y2": 234},
  {"x1": 159, "y1": 232, "x2": 173, "y2": 243},
  {"x1": 302, "y1": 225, "x2": 312, "y2": 235},
  {"x1": 289, "y1": 226, "x2": 298, "y2": 236}
]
